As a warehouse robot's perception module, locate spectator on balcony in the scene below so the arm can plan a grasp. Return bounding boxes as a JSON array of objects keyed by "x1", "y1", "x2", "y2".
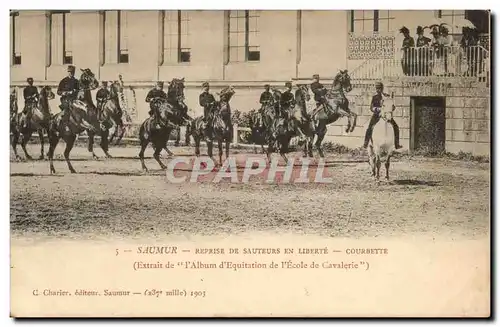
[
  {"x1": 416, "y1": 26, "x2": 432, "y2": 76},
  {"x1": 433, "y1": 25, "x2": 452, "y2": 76},
  {"x1": 400, "y1": 26, "x2": 415, "y2": 76},
  {"x1": 460, "y1": 27, "x2": 479, "y2": 77}
]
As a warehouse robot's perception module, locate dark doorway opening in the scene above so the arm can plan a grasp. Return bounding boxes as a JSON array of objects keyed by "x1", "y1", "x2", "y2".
[{"x1": 410, "y1": 97, "x2": 446, "y2": 154}]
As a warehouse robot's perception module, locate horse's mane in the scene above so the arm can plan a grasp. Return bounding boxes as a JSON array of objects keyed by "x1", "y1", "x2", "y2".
[{"x1": 218, "y1": 86, "x2": 235, "y2": 103}]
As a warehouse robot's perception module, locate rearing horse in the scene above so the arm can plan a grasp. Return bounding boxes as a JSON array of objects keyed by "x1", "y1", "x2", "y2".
[
  {"x1": 11, "y1": 86, "x2": 55, "y2": 161},
  {"x1": 297, "y1": 70, "x2": 358, "y2": 157},
  {"x1": 190, "y1": 86, "x2": 235, "y2": 166},
  {"x1": 154, "y1": 77, "x2": 192, "y2": 157},
  {"x1": 103, "y1": 80, "x2": 127, "y2": 145},
  {"x1": 47, "y1": 68, "x2": 105, "y2": 174}
]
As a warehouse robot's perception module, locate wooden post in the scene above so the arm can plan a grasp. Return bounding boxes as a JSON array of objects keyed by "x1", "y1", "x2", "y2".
[{"x1": 233, "y1": 123, "x2": 239, "y2": 146}]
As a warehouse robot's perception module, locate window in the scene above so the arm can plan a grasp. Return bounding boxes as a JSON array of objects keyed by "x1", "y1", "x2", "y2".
[
  {"x1": 350, "y1": 10, "x2": 395, "y2": 33},
  {"x1": 10, "y1": 11, "x2": 21, "y2": 65},
  {"x1": 103, "y1": 10, "x2": 129, "y2": 64},
  {"x1": 117, "y1": 10, "x2": 129, "y2": 63},
  {"x1": 228, "y1": 10, "x2": 260, "y2": 62},
  {"x1": 50, "y1": 11, "x2": 72, "y2": 65},
  {"x1": 377, "y1": 10, "x2": 395, "y2": 32},
  {"x1": 162, "y1": 10, "x2": 191, "y2": 64},
  {"x1": 438, "y1": 10, "x2": 466, "y2": 35}
]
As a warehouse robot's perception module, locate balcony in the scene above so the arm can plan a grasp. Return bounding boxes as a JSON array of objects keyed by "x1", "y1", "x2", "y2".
[{"x1": 350, "y1": 45, "x2": 490, "y2": 86}]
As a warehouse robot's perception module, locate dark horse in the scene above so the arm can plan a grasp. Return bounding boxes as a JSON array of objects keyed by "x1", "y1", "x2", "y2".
[
  {"x1": 138, "y1": 78, "x2": 190, "y2": 171},
  {"x1": 190, "y1": 86, "x2": 235, "y2": 166},
  {"x1": 47, "y1": 68, "x2": 105, "y2": 174},
  {"x1": 296, "y1": 70, "x2": 357, "y2": 157},
  {"x1": 11, "y1": 86, "x2": 55, "y2": 160},
  {"x1": 263, "y1": 88, "x2": 309, "y2": 164},
  {"x1": 106, "y1": 76, "x2": 128, "y2": 145}
]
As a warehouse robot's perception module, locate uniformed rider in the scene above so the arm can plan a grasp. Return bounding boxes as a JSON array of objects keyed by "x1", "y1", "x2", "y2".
[
  {"x1": 199, "y1": 82, "x2": 216, "y2": 123},
  {"x1": 22, "y1": 77, "x2": 39, "y2": 129},
  {"x1": 310, "y1": 74, "x2": 328, "y2": 117},
  {"x1": 362, "y1": 81, "x2": 402, "y2": 150},
  {"x1": 145, "y1": 81, "x2": 168, "y2": 129},
  {"x1": 259, "y1": 84, "x2": 273, "y2": 109},
  {"x1": 56, "y1": 65, "x2": 80, "y2": 131},
  {"x1": 280, "y1": 81, "x2": 295, "y2": 115},
  {"x1": 96, "y1": 81, "x2": 110, "y2": 113}
]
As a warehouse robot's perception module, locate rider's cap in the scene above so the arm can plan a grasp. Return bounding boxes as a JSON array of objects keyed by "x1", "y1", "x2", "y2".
[
  {"x1": 26, "y1": 77, "x2": 33, "y2": 83},
  {"x1": 313, "y1": 74, "x2": 320, "y2": 79},
  {"x1": 264, "y1": 84, "x2": 270, "y2": 88},
  {"x1": 67, "y1": 65, "x2": 75, "y2": 72},
  {"x1": 156, "y1": 81, "x2": 164, "y2": 86},
  {"x1": 102, "y1": 81, "x2": 108, "y2": 85},
  {"x1": 202, "y1": 82, "x2": 209, "y2": 88},
  {"x1": 375, "y1": 81, "x2": 384, "y2": 88},
  {"x1": 416, "y1": 26, "x2": 424, "y2": 34},
  {"x1": 285, "y1": 82, "x2": 292, "y2": 87}
]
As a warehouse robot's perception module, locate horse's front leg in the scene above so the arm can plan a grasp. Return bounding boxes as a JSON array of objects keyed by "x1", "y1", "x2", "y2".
[
  {"x1": 278, "y1": 136, "x2": 289, "y2": 165},
  {"x1": 38, "y1": 129, "x2": 45, "y2": 160},
  {"x1": 100, "y1": 129, "x2": 112, "y2": 158},
  {"x1": 218, "y1": 140, "x2": 223, "y2": 166},
  {"x1": 21, "y1": 130, "x2": 33, "y2": 161},
  {"x1": 11, "y1": 128, "x2": 21, "y2": 161},
  {"x1": 87, "y1": 131, "x2": 99, "y2": 160},
  {"x1": 385, "y1": 155, "x2": 391, "y2": 180},
  {"x1": 315, "y1": 123, "x2": 327, "y2": 158},
  {"x1": 108, "y1": 122, "x2": 118, "y2": 144},
  {"x1": 162, "y1": 128, "x2": 174, "y2": 157},
  {"x1": 350, "y1": 111, "x2": 358, "y2": 133}
]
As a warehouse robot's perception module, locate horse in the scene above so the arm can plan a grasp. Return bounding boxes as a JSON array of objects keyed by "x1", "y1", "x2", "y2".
[
  {"x1": 298, "y1": 70, "x2": 358, "y2": 157},
  {"x1": 154, "y1": 78, "x2": 192, "y2": 157},
  {"x1": 11, "y1": 86, "x2": 56, "y2": 161},
  {"x1": 47, "y1": 68, "x2": 104, "y2": 174},
  {"x1": 104, "y1": 80, "x2": 127, "y2": 145},
  {"x1": 293, "y1": 84, "x2": 319, "y2": 157},
  {"x1": 247, "y1": 109, "x2": 267, "y2": 154},
  {"x1": 138, "y1": 78, "x2": 190, "y2": 171},
  {"x1": 367, "y1": 95, "x2": 396, "y2": 181},
  {"x1": 138, "y1": 99, "x2": 176, "y2": 171},
  {"x1": 190, "y1": 86, "x2": 235, "y2": 166},
  {"x1": 261, "y1": 88, "x2": 299, "y2": 164}
]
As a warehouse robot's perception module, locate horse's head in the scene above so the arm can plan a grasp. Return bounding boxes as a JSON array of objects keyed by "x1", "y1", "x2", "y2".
[
  {"x1": 297, "y1": 84, "x2": 311, "y2": 102},
  {"x1": 109, "y1": 80, "x2": 123, "y2": 99},
  {"x1": 271, "y1": 88, "x2": 282, "y2": 103},
  {"x1": 79, "y1": 68, "x2": 99, "y2": 90},
  {"x1": 155, "y1": 100, "x2": 173, "y2": 127},
  {"x1": 333, "y1": 69, "x2": 353, "y2": 93},
  {"x1": 218, "y1": 86, "x2": 235, "y2": 103},
  {"x1": 167, "y1": 77, "x2": 186, "y2": 104},
  {"x1": 379, "y1": 96, "x2": 395, "y2": 122},
  {"x1": 41, "y1": 86, "x2": 55, "y2": 100}
]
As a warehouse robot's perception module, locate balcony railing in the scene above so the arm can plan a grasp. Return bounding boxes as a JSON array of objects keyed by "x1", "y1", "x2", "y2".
[{"x1": 351, "y1": 45, "x2": 490, "y2": 85}]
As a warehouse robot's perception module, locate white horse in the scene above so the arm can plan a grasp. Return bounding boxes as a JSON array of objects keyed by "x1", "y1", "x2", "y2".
[{"x1": 367, "y1": 95, "x2": 396, "y2": 181}]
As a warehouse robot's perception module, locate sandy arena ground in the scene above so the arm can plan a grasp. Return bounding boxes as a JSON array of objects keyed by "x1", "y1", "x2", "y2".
[{"x1": 10, "y1": 143, "x2": 490, "y2": 241}]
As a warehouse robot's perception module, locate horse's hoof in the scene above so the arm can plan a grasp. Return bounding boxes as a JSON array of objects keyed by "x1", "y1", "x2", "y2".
[
  {"x1": 39, "y1": 155, "x2": 45, "y2": 160},
  {"x1": 106, "y1": 154, "x2": 113, "y2": 159},
  {"x1": 26, "y1": 155, "x2": 33, "y2": 161},
  {"x1": 70, "y1": 169, "x2": 77, "y2": 174}
]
